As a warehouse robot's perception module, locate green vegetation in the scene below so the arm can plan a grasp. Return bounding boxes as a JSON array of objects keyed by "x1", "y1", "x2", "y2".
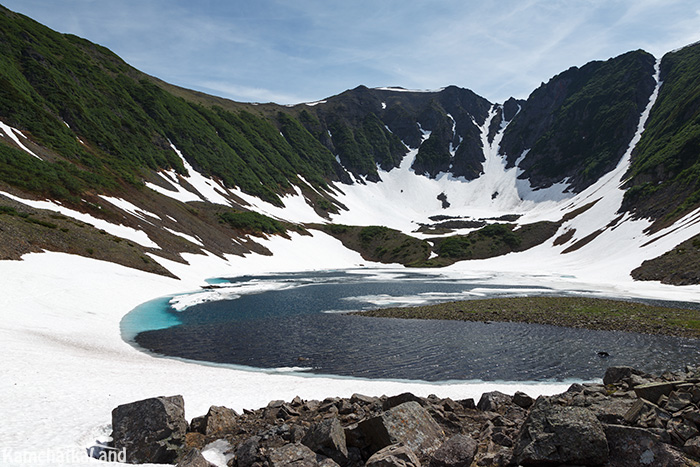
[
  {"x1": 502, "y1": 50, "x2": 657, "y2": 192},
  {"x1": 432, "y1": 222, "x2": 558, "y2": 261},
  {"x1": 356, "y1": 296, "x2": 700, "y2": 338},
  {"x1": 0, "y1": 7, "x2": 342, "y2": 206},
  {"x1": 623, "y1": 43, "x2": 700, "y2": 223},
  {"x1": 318, "y1": 224, "x2": 431, "y2": 266},
  {"x1": 218, "y1": 210, "x2": 286, "y2": 236}
]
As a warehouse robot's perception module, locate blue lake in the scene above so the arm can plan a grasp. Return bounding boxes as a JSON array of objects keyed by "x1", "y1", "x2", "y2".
[{"x1": 123, "y1": 270, "x2": 700, "y2": 382}]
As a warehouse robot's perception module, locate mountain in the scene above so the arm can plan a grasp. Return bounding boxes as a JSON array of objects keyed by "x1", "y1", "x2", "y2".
[{"x1": 1, "y1": 5, "x2": 700, "y2": 284}]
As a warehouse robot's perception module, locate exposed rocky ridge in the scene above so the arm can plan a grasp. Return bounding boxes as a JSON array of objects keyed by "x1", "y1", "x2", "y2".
[
  {"x1": 110, "y1": 367, "x2": 700, "y2": 466},
  {"x1": 499, "y1": 50, "x2": 657, "y2": 194}
]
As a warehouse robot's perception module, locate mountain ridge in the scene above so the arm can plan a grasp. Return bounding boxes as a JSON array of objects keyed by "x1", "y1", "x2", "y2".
[{"x1": 1, "y1": 4, "x2": 700, "y2": 284}]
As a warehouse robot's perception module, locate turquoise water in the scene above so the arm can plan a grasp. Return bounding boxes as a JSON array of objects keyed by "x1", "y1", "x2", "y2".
[{"x1": 123, "y1": 270, "x2": 700, "y2": 382}]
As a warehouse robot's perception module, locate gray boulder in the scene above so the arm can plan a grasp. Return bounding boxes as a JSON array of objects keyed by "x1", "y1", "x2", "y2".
[
  {"x1": 111, "y1": 395, "x2": 187, "y2": 464},
  {"x1": 514, "y1": 398, "x2": 608, "y2": 466},
  {"x1": 476, "y1": 391, "x2": 512, "y2": 413},
  {"x1": 365, "y1": 444, "x2": 420, "y2": 467},
  {"x1": 429, "y1": 434, "x2": 477, "y2": 467},
  {"x1": 191, "y1": 405, "x2": 238, "y2": 436},
  {"x1": 267, "y1": 443, "x2": 320, "y2": 467},
  {"x1": 359, "y1": 401, "x2": 444, "y2": 457},
  {"x1": 301, "y1": 416, "x2": 348, "y2": 465},
  {"x1": 605, "y1": 424, "x2": 696, "y2": 466},
  {"x1": 176, "y1": 448, "x2": 215, "y2": 467}
]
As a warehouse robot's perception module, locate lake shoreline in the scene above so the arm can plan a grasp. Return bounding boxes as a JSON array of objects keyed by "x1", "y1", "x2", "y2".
[{"x1": 354, "y1": 296, "x2": 700, "y2": 339}]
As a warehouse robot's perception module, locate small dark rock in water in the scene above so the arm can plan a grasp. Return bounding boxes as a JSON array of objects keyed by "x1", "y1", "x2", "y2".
[{"x1": 598, "y1": 351, "x2": 610, "y2": 358}]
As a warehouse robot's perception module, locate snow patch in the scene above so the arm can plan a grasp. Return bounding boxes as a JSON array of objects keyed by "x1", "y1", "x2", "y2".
[{"x1": 0, "y1": 120, "x2": 41, "y2": 160}]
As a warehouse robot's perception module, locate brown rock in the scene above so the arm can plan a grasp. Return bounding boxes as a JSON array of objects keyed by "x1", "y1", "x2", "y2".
[{"x1": 365, "y1": 444, "x2": 420, "y2": 467}]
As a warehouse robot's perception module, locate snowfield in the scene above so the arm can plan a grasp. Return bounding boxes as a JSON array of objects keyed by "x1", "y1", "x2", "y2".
[{"x1": 4, "y1": 62, "x2": 700, "y2": 466}]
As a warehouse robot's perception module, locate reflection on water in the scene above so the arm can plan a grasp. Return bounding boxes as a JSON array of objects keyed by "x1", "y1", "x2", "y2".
[{"x1": 126, "y1": 270, "x2": 700, "y2": 382}]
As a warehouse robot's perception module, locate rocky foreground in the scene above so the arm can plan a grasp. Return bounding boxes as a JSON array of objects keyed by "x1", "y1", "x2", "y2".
[{"x1": 108, "y1": 367, "x2": 700, "y2": 466}]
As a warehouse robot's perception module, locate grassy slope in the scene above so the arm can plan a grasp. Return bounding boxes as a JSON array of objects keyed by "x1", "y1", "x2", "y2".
[
  {"x1": 357, "y1": 296, "x2": 700, "y2": 338},
  {"x1": 623, "y1": 43, "x2": 700, "y2": 225}
]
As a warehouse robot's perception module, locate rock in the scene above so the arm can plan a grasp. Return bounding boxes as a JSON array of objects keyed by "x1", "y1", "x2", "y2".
[
  {"x1": 634, "y1": 381, "x2": 679, "y2": 404},
  {"x1": 476, "y1": 391, "x2": 511, "y2": 413},
  {"x1": 429, "y1": 434, "x2": 477, "y2": 467},
  {"x1": 111, "y1": 395, "x2": 188, "y2": 464},
  {"x1": 301, "y1": 416, "x2": 348, "y2": 465},
  {"x1": 383, "y1": 393, "x2": 426, "y2": 410},
  {"x1": 604, "y1": 366, "x2": 647, "y2": 385},
  {"x1": 176, "y1": 448, "x2": 215, "y2": 467},
  {"x1": 624, "y1": 398, "x2": 672, "y2": 429},
  {"x1": 514, "y1": 398, "x2": 608, "y2": 466},
  {"x1": 605, "y1": 424, "x2": 696, "y2": 467},
  {"x1": 236, "y1": 436, "x2": 264, "y2": 467},
  {"x1": 666, "y1": 391, "x2": 695, "y2": 413},
  {"x1": 350, "y1": 393, "x2": 379, "y2": 406},
  {"x1": 365, "y1": 444, "x2": 421, "y2": 467},
  {"x1": 359, "y1": 401, "x2": 444, "y2": 457},
  {"x1": 194, "y1": 405, "x2": 238, "y2": 436},
  {"x1": 668, "y1": 417, "x2": 700, "y2": 444},
  {"x1": 512, "y1": 391, "x2": 534, "y2": 409},
  {"x1": 267, "y1": 443, "x2": 320, "y2": 467},
  {"x1": 684, "y1": 436, "x2": 700, "y2": 458}
]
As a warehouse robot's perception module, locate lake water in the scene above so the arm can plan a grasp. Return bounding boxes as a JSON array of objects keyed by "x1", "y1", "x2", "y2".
[{"x1": 123, "y1": 270, "x2": 700, "y2": 382}]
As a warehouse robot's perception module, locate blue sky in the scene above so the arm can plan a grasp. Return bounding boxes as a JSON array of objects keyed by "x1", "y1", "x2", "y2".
[{"x1": 4, "y1": 1, "x2": 700, "y2": 105}]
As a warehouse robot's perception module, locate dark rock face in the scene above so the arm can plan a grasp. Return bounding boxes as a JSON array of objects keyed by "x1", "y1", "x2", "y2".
[
  {"x1": 111, "y1": 395, "x2": 188, "y2": 464},
  {"x1": 108, "y1": 367, "x2": 700, "y2": 466},
  {"x1": 499, "y1": 49, "x2": 658, "y2": 193},
  {"x1": 514, "y1": 399, "x2": 609, "y2": 465}
]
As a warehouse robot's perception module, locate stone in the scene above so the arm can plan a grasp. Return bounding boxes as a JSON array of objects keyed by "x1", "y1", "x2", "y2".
[
  {"x1": 236, "y1": 436, "x2": 263, "y2": 467},
  {"x1": 624, "y1": 398, "x2": 673, "y2": 429},
  {"x1": 365, "y1": 444, "x2": 421, "y2": 467},
  {"x1": 605, "y1": 424, "x2": 695, "y2": 467},
  {"x1": 476, "y1": 391, "x2": 512, "y2": 413},
  {"x1": 634, "y1": 381, "x2": 679, "y2": 404},
  {"x1": 383, "y1": 392, "x2": 426, "y2": 410},
  {"x1": 111, "y1": 395, "x2": 188, "y2": 464},
  {"x1": 267, "y1": 443, "x2": 319, "y2": 467},
  {"x1": 603, "y1": 366, "x2": 646, "y2": 385},
  {"x1": 512, "y1": 391, "x2": 534, "y2": 409},
  {"x1": 668, "y1": 417, "x2": 700, "y2": 444},
  {"x1": 684, "y1": 436, "x2": 700, "y2": 458},
  {"x1": 176, "y1": 448, "x2": 215, "y2": 467},
  {"x1": 351, "y1": 393, "x2": 379, "y2": 406},
  {"x1": 514, "y1": 398, "x2": 608, "y2": 466},
  {"x1": 429, "y1": 434, "x2": 477, "y2": 467},
  {"x1": 301, "y1": 416, "x2": 348, "y2": 465},
  {"x1": 359, "y1": 401, "x2": 445, "y2": 456},
  {"x1": 666, "y1": 391, "x2": 695, "y2": 413},
  {"x1": 197, "y1": 405, "x2": 238, "y2": 436}
]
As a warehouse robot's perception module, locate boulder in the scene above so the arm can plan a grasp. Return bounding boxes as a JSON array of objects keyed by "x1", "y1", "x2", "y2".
[
  {"x1": 684, "y1": 436, "x2": 700, "y2": 458},
  {"x1": 111, "y1": 395, "x2": 187, "y2": 464},
  {"x1": 383, "y1": 392, "x2": 426, "y2": 410},
  {"x1": 359, "y1": 401, "x2": 444, "y2": 456},
  {"x1": 301, "y1": 416, "x2": 348, "y2": 465},
  {"x1": 192, "y1": 405, "x2": 238, "y2": 436},
  {"x1": 365, "y1": 444, "x2": 421, "y2": 467},
  {"x1": 235, "y1": 436, "x2": 264, "y2": 467},
  {"x1": 514, "y1": 398, "x2": 608, "y2": 466},
  {"x1": 603, "y1": 366, "x2": 646, "y2": 385},
  {"x1": 512, "y1": 391, "x2": 534, "y2": 409},
  {"x1": 267, "y1": 443, "x2": 321, "y2": 467},
  {"x1": 605, "y1": 424, "x2": 696, "y2": 466},
  {"x1": 476, "y1": 391, "x2": 512, "y2": 413},
  {"x1": 176, "y1": 448, "x2": 215, "y2": 467},
  {"x1": 634, "y1": 381, "x2": 679, "y2": 404},
  {"x1": 429, "y1": 434, "x2": 477, "y2": 467}
]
